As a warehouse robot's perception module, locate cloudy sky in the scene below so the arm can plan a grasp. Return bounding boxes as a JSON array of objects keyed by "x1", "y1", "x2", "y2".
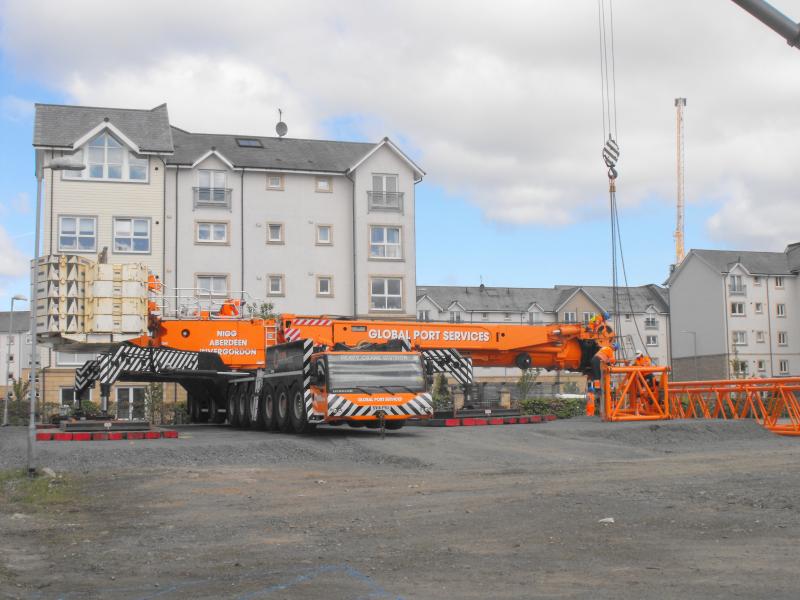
[{"x1": 0, "y1": 0, "x2": 798, "y2": 304}]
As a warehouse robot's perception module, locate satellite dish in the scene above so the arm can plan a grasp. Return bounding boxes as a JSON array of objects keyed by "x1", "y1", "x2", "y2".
[{"x1": 276, "y1": 108, "x2": 287, "y2": 138}]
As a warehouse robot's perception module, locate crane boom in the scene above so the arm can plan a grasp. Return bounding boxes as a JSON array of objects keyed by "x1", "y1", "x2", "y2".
[{"x1": 729, "y1": 0, "x2": 800, "y2": 47}]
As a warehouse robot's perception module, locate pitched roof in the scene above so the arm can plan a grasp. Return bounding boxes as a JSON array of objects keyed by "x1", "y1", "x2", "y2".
[
  {"x1": 168, "y1": 127, "x2": 376, "y2": 173},
  {"x1": 0, "y1": 311, "x2": 30, "y2": 333},
  {"x1": 34, "y1": 103, "x2": 173, "y2": 153},
  {"x1": 416, "y1": 285, "x2": 668, "y2": 314},
  {"x1": 690, "y1": 249, "x2": 792, "y2": 276}
]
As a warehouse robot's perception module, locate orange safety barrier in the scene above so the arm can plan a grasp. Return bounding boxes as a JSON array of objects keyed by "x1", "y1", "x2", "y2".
[
  {"x1": 602, "y1": 365, "x2": 670, "y2": 421},
  {"x1": 669, "y1": 377, "x2": 800, "y2": 436}
]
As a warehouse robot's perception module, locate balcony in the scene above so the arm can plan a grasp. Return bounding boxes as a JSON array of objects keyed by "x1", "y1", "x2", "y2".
[
  {"x1": 368, "y1": 191, "x2": 404, "y2": 212},
  {"x1": 728, "y1": 284, "x2": 747, "y2": 296},
  {"x1": 193, "y1": 187, "x2": 232, "y2": 209}
]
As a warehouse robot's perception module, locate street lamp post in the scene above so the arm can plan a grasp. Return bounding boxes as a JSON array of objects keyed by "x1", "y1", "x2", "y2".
[
  {"x1": 681, "y1": 330, "x2": 699, "y2": 381},
  {"x1": 27, "y1": 157, "x2": 85, "y2": 477},
  {"x1": 3, "y1": 294, "x2": 28, "y2": 426}
]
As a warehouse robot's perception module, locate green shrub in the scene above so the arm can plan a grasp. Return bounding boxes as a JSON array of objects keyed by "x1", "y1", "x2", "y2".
[{"x1": 519, "y1": 396, "x2": 583, "y2": 419}]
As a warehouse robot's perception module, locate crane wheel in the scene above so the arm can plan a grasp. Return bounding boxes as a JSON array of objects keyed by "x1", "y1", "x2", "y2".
[
  {"x1": 385, "y1": 420, "x2": 405, "y2": 430},
  {"x1": 209, "y1": 395, "x2": 226, "y2": 424},
  {"x1": 227, "y1": 384, "x2": 241, "y2": 427},
  {"x1": 275, "y1": 384, "x2": 293, "y2": 433},
  {"x1": 188, "y1": 397, "x2": 200, "y2": 423},
  {"x1": 289, "y1": 383, "x2": 315, "y2": 434},
  {"x1": 237, "y1": 383, "x2": 252, "y2": 429},
  {"x1": 260, "y1": 384, "x2": 277, "y2": 430}
]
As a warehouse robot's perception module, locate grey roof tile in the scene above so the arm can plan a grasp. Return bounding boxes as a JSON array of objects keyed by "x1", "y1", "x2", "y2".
[
  {"x1": 0, "y1": 311, "x2": 30, "y2": 333},
  {"x1": 168, "y1": 127, "x2": 375, "y2": 172},
  {"x1": 692, "y1": 248, "x2": 792, "y2": 275},
  {"x1": 34, "y1": 103, "x2": 173, "y2": 153}
]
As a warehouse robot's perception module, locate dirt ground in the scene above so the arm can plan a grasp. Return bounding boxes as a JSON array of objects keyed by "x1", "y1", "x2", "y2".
[{"x1": 2, "y1": 418, "x2": 800, "y2": 599}]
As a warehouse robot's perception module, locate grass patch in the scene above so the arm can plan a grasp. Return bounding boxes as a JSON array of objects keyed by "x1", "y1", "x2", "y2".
[{"x1": 0, "y1": 469, "x2": 77, "y2": 509}]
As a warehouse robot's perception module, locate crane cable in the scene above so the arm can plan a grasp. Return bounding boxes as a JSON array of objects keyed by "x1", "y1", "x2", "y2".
[{"x1": 597, "y1": 0, "x2": 650, "y2": 360}]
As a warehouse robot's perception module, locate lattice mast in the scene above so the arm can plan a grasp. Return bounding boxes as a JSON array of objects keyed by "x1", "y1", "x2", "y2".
[{"x1": 674, "y1": 98, "x2": 687, "y2": 265}]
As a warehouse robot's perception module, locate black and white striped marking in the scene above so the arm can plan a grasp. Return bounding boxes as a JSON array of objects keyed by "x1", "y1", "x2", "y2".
[{"x1": 422, "y1": 348, "x2": 473, "y2": 385}]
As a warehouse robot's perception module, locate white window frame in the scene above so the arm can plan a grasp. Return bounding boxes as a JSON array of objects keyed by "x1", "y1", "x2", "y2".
[
  {"x1": 775, "y1": 276, "x2": 784, "y2": 288},
  {"x1": 267, "y1": 223, "x2": 284, "y2": 244},
  {"x1": 369, "y1": 225, "x2": 402, "y2": 260},
  {"x1": 58, "y1": 215, "x2": 97, "y2": 252},
  {"x1": 753, "y1": 276, "x2": 762, "y2": 286},
  {"x1": 757, "y1": 360, "x2": 766, "y2": 371},
  {"x1": 418, "y1": 310, "x2": 430, "y2": 321},
  {"x1": 779, "y1": 359, "x2": 789, "y2": 374},
  {"x1": 756, "y1": 331, "x2": 766, "y2": 343},
  {"x1": 564, "y1": 311, "x2": 577, "y2": 323},
  {"x1": 197, "y1": 170, "x2": 228, "y2": 205},
  {"x1": 582, "y1": 312, "x2": 595, "y2": 325},
  {"x1": 63, "y1": 132, "x2": 149, "y2": 183},
  {"x1": 60, "y1": 387, "x2": 92, "y2": 406},
  {"x1": 646, "y1": 335, "x2": 659, "y2": 346},
  {"x1": 778, "y1": 331, "x2": 788, "y2": 346},
  {"x1": 730, "y1": 302, "x2": 745, "y2": 316},
  {"x1": 195, "y1": 274, "x2": 229, "y2": 297},
  {"x1": 56, "y1": 351, "x2": 96, "y2": 367},
  {"x1": 624, "y1": 314, "x2": 632, "y2": 321},
  {"x1": 315, "y1": 176, "x2": 332, "y2": 193},
  {"x1": 316, "y1": 224, "x2": 333, "y2": 245},
  {"x1": 755, "y1": 302, "x2": 763, "y2": 314},
  {"x1": 113, "y1": 217, "x2": 151, "y2": 254},
  {"x1": 732, "y1": 330, "x2": 747, "y2": 346},
  {"x1": 115, "y1": 385, "x2": 147, "y2": 421},
  {"x1": 369, "y1": 173, "x2": 402, "y2": 211},
  {"x1": 196, "y1": 221, "x2": 228, "y2": 244},
  {"x1": 644, "y1": 316, "x2": 659, "y2": 328},
  {"x1": 266, "y1": 174, "x2": 284, "y2": 190},
  {"x1": 267, "y1": 274, "x2": 285, "y2": 297},
  {"x1": 729, "y1": 274, "x2": 743, "y2": 290},
  {"x1": 370, "y1": 277, "x2": 403, "y2": 312},
  {"x1": 316, "y1": 276, "x2": 333, "y2": 297},
  {"x1": 450, "y1": 311, "x2": 462, "y2": 323},
  {"x1": 777, "y1": 303, "x2": 786, "y2": 318},
  {"x1": 733, "y1": 360, "x2": 748, "y2": 376}
]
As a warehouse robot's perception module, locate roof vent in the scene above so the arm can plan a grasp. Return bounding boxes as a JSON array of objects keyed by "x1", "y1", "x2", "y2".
[
  {"x1": 103, "y1": 117, "x2": 109, "y2": 122},
  {"x1": 276, "y1": 108, "x2": 288, "y2": 138}
]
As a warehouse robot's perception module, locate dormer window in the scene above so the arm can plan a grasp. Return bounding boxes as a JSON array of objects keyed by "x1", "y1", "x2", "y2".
[{"x1": 63, "y1": 131, "x2": 149, "y2": 182}]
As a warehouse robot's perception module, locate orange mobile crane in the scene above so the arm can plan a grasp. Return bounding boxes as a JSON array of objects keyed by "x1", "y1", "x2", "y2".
[{"x1": 68, "y1": 278, "x2": 615, "y2": 433}]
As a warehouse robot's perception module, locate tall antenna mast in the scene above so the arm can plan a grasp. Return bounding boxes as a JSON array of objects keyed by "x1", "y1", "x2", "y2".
[{"x1": 674, "y1": 97, "x2": 687, "y2": 265}]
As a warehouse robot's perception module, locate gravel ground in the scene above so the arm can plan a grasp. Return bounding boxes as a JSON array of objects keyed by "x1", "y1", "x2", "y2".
[{"x1": 1, "y1": 418, "x2": 800, "y2": 599}]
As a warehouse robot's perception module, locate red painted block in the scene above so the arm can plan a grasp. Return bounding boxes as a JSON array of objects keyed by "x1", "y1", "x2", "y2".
[
  {"x1": 504, "y1": 417, "x2": 518, "y2": 424},
  {"x1": 488, "y1": 418, "x2": 504, "y2": 425},
  {"x1": 162, "y1": 430, "x2": 179, "y2": 439},
  {"x1": 92, "y1": 433, "x2": 109, "y2": 441},
  {"x1": 53, "y1": 432, "x2": 73, "y2": 441},
  {"x1": 529, "y1": 415, "x2": 543, "y2": 423},
  {"x1": 72, "y1": 432, "x2": 91, "y2": 441},
  {"x1": 517, "y1": 416, "x2": 530, "y2": 424},
  {"x1": 36, "y1": 432, "x2": 53, "y2": 441},
  {"x1": 461, "y1": 418, "x2": 476, "y2": 426},
  {"x1": 126, "y1": 431, "x2": 145, "y2": 440},
  {"x1": 543, "y1": 414, "x2": 557, "y2": 422},
  {"x1": 145, "y1": 431, "x2": 161, "y2": 439},
  {"x1": 473, "y1": 418, "x2": 488, "y2": 426},
  {"x1": 444, "y1": 419, "x2": 461, "y2": 427},
  {"x1": 107, "y1": 432, "x2": 124, "y2": 441}
]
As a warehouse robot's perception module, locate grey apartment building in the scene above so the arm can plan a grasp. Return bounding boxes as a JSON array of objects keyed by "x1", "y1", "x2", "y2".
[
  {"x1": 33, "y1": 102, "x2": 424, "y2": 319},
  {"x1": 668, "y1": 244, "x2": 800, "y2": 380}
]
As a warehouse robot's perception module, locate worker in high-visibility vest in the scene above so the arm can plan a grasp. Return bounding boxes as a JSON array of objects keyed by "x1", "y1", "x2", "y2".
[
  {"x1": 633, "y1": 351, "x2": 651, "y2": 367},
  {"x1": 590, "y1": 343, "x2": 616, "y2": 416}
]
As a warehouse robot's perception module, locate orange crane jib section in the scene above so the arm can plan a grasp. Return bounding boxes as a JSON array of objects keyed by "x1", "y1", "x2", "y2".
[{"x1": 602, "y1": 367, "x2": 800, "y2": 436}]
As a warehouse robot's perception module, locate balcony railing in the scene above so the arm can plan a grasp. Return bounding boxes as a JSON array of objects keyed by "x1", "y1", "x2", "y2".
[
  {"x1": 644, "y1": 320, "x2": 659, "y2": 330},
  {"x1": 728, "y1": 284, "x2": 747, "y2": 296},
  {"x1": 368, "y1": 191, "x2": 404, "y2": 212},
  {"x1": 193, "y1": 187, "x2": 232, "y2": 209}
]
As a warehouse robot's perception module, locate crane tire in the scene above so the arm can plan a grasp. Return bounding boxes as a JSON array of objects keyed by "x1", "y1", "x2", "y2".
[
  {"x1": 275, "y1": 384, "x2": 293, "y2": 433},
  {"x1": 209, "y1": 395, "x2": 226, "y2": 424},
  {"x1": 289, "y1": 383, "x2": 315, "y2": 434},
  {"x1": 227, "y1": 384, "x2": 241, "y2": 427},
  {"x1": 237, "y1": 383, "x2": 252, "y2": 429}
]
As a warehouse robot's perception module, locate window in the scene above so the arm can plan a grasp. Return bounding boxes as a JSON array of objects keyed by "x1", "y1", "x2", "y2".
[
  {"x1": 129, "y1": 154, "x2": 148, "y2": 180},
  {"x1": 196, "y1": 222, "x2": 228, "y2": 244},
  {"x1": 266, "y1": 174, "x2": 284, "y2": 190},
  {"x1": 267, "y1": 275, "x2": 284, "y2": 297},
  {"x1": 369, "y1": 174, "x2": 402, "y2": 211},
  {"x1": 369, "y1": 226, "x2": 402, "y2": 259},
  {"x1": 60, "y1": 388, "x2": 91, "y2": 407},
  {"x1": 418, "y1": 310, "x2": 430, "y2": 321},
  {"x1": 779, "y1": 360, "x2": 789, "y2": 375},
  {"x1": 757, "y1": 360, "x2": 766, "y2": 371},
  {"x1": 732, "y1": 330, "x2": 747, "y2": 345},
  {"x1": 481, "y1": 312, "x2": 489, "y2": 321},
  {"x1": 644, "y1": 316, "x2": 659, "y2": 329},
  {"x1": 646, "y1": 335, "x2": 659, "y2": 346},
  {"x1": 624, "y1": 314, "x2": 632, "y2": 321},
  {"x1": 116, "y1": 386, "x2": 146, "y2": 420},
  {"x1": 267, "y1": 223, "x2": 284, "y2": 244},
  {"x1": 316, "y1": 224, "x2": 332, "y2": 245},
  {"x1": 113, "y1": 218, "x2": 150, "y2": 253},
  {"x1": 528, "y1": 312, "x2": 541, "y2": 325},
  {"x1": 236, "y1": 138, "x2": 263, "y2": 148},
  {"x1": 450, "y1": 311, "x2": 462, "y2": 323},
  {"x1": 564, "y1": 311, "x2": 577, "y2": 323},
  {"x1": 504, "y1": 313, "x2": 513, "y2": 322},
  {"x1": 777, "y1": 303, "x2": 786, "y2": 317},
  {"x1": 195, "y1": 274, "x2": 228, "y2": 296},
  {"x1": 197, "y1": 170, "x2": 228, "y2": 204},
  {"x1": 582, "y1": 312, "x2": 595, "y2": 325},
  {"x1": 315, "y1": 176, "x2": 332, "y2": 192},
  {"x1": 756, "y1": 331, "x2": 765, "y2": 343},
  {"x1": 63, "y1": 134, "x2": 148, "y2": 182},
  {"x1": 778, "y1": 331, "x2": 788, "y2": 346},
  {"x1": 776, "y1": 276, "x2": 784, "y2": 288},
  {"x1": 755, "y1": 302, "x2": 763, "y2": 314},
  {"x1": 317, "y1": 276, "x2": 332, "y2": 297},
  {"x1": 729, "y1": 274, "x2": 744, "y2": 293},
  {"x1": 58, "y1": 216, "x2": 96, "y2": 252},
  {"x1": 730, "y1": 302, "x2": 745, "y2": 316},
  {"x1": 56, "y1": 351, "x2": 96, "y2": 367},
  {"x1": 733, "y1": 361, "x2": 748, "y2": 376},
  {"x1": 63, "y1": 149, "x2": 84, "y2": 179},
  {"x1": 753, "y1": 276, "x2": 762, "y2": 286},
  {"x1": 370, "y1": 277, "x2": 402, "y2": 311}
]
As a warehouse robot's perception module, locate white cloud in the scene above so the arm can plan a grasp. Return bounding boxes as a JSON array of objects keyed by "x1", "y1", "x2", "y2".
[
  {"x1": 0, "y1": 225, "x2": 28, "y2": 278},
  {"x1": 0, "y1": 95, "x2": 33, "y2": 121},
  {"x1": 2, "y1": 0, "x2": 800, "y2": 246}
]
